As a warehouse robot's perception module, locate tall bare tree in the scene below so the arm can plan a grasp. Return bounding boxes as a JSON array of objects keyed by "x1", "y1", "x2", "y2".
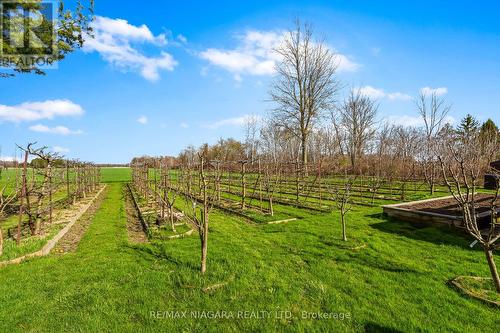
[
  {"x1": 269, "y1": 20, "x2": 340, "y2": 175},
  {"x1": 391, "y1": 125, "x2": 422, "y2": 199},
  {"x1": 244, "y1": 115, "x2": 260, "y2": 163},
  {"x1": 416, "y1": 91, "x2": 451, "y2": 195},
  {"x1": 337, "y1": 89, "x2": 378, "y2": 170}
]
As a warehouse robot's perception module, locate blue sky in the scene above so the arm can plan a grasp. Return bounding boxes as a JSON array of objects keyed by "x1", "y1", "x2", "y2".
[{"x1": 1, "y1": 0, "x2": 499, "y2": 163}]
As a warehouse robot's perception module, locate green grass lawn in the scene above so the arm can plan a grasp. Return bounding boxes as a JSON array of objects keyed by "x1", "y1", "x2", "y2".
[
  {"x1": 0, "y1": 170, "x2": 498, "y2": 332},
  {"x1": 100, "y1": 167, "x2": 132, "y2": 183}
]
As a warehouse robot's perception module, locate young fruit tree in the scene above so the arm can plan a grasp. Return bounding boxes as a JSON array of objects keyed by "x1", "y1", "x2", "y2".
[
  {"x1": 437, "y1": 127, "x2": 500, "y2": 292},
  {"x1": 159, "y1": 159, "x2": 178, "y2": 232},
  {"x1": 329, "y1": 174, "x2": 355, "y2": 241},
  {"x1": 181, "y1": 152, "x2": 219, "y2": 274},
  {"x1": 19, "y1": 144, "x2": 60, "y2": 236},
  {"x1": 262, "y1": 161, "x2": 281, "y2": 217},
  {"x1": 0, "y1": 171, "x2": 18, "y2": 256}
]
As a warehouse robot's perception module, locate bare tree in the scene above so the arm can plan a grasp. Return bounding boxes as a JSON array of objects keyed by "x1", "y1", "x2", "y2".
[
  {"x1": 329, "y1": 174, "x2": 355, "y2": 241},
  {"x1": 244, "y1": 115, "x2": 260, "y2": 163},
  {"x1": 19, "y1": 144, "x2": 60, "y2": 235},
  {"x1": 437, "y1": 127, "x2": 500, "y2": 292},
  {"x1": 0, "y1": 170, "x2": 18, "y2": 256},
  {"x1": 391, "y1": 125, "x2": 421, "y2": 200},
  {"x1": 337, "y1": 89, "x2": 378, "y2": 171},
  {"x1": 416, "y1": 91, "x2": 451, "y2": 195},
  {"x1": 157, "y1": 159, "x2": 178, "y2": 232},
  {"x1": 263, "y1": 161, "x2": 281, "y2": 216},
  {"x1": 181, "y1": 152, "x2": 220, "y2": 274},
  {"x1": 270, "y1": 20, "x2": 340, "y2": 175}
]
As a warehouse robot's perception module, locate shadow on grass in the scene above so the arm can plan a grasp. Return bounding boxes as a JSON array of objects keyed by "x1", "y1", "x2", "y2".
[
  {"x1": 318, "y1": 235, "x2": 366, "y2": 250},
  {"x1": 367, "y1": 213, "x2": 479, "y2": 251},
  {"x1": 126, "y1": 243, "x2": 200, "y2": 271},
  {"x1": 336, "y1": 253, "x2": 423, "y2": 274},
  {"x1": 364, "y1": 322, "x2": 403, "y2": 333},
  {"x1": 311, "y1": 228, "x2": 424, "y2": 273}
]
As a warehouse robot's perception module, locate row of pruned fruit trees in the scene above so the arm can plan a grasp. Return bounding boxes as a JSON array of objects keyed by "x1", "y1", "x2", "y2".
[
  {"x1": 130, "y1": 133, "x2": 500, "y2": 291},
  {"x1": 0, "y1": 143, "x2": 100, "y2": 256},
  {"x1": 129, "y1": 154, "x2": 440, "y2": 274}
]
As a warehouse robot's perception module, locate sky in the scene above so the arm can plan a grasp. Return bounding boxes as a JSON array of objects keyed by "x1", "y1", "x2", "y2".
[{"x1": 1, "y1": 0, "x2": 499, "y2": 164}]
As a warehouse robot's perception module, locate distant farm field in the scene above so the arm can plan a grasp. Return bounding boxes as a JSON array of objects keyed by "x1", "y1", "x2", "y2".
[{"x1": 100, "y1": 167, "x2": 132, "y2": 183}]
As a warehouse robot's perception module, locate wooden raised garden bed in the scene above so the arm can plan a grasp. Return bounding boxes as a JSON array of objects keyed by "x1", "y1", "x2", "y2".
[{"x1": 382, "y1": 194, "x2": 499, "y2": 229}]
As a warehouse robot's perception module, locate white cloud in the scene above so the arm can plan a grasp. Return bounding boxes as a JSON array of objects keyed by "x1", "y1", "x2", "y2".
[
  {"x1": 356, "y1": 86, "x2": 386, "y2": 99},
  {"x1": 180, "y1": 122, "x2": 189, "y2": 128},
  {"x1": 177, "y1": 34, "x2": 187, "y2": 43},
  {"x1": 83, "y1": 16, "x2": 178, "y2": 81},
  {"x1": 137, "y1": 116, "x2": 148, "y2": 124},
  {"x1": 91, "y1": 16, "x2": 166, "y2": 44},
  {"x1": 420, "y1": 86, "x2": 448, "y2": 96},
  {"x1": 29, "y1": 124, "x2": 83, "y2": 135},
  {"x1": 0, "y1": 99, "x2": 83, "y2": 123},
  {"x1": 203, "y1": 114, "x2": 261, "y2": 129},
  {"x1": 52, "y1": 146, "x2": 70, "y2": 153},
  {"x1": 356, "y1": 86, "x2": 412, "y2": 101},
  {"x1": 385, "y1": 114, "x2": 455, "y2": 127},
  {"x1": 336, "y1": 54, "x2": 361, "y2": 72},
  {"x1": 386, "y1": 92, "x2": 413, "y2": 101},
  {"x1": 384, "y1": 115, "x2": 424, "y2": 127},
  {"x1": 200, "y1": 30, "x2": 359, "y2": 80}
]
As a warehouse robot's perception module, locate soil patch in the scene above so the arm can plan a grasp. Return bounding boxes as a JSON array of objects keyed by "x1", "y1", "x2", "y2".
[
  {"x1": 124, "y1": 185, "x2": 148, "y2": 244},
  {"x1": 404, "y1": 194, "x2": 499, "y2": 216},
  {"x1": 52, "y1": 187, "x2": 108, "y2": 254}
]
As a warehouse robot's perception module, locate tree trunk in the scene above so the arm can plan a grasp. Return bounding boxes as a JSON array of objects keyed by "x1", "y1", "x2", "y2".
[
  {"x1": 161, "y1": 192, "x2": 165, "y2": 220},
  {"x1": 66, "y1": 161, "x2": 71, "y2": 204},
  {"x1": 201, "y1": 206, "x2": 209, "y2": 274},
  {"x1": 484, "y1": 247, "x2": 500, "y2": 292},
  {"x1": 301, "y1": 135, "x2": 308, "y2": 176},
  {"x1": 217, "y1": 177, "x2": 221, "y2": 204},
  {"x1": 200, "y1": 158, "x2": 209, "y2": 274},
  {"x1": 426, "y1": 162, "x2": 435, "y2": 196},
  {"x1": 269, "y1": 196, "x2": 274, "y2": 216},
  {"x1": 241, "y1": 163, "x2": 246, "y2": 210},
  {"x1": 341, "y1": 213, "x2": 347, "y2": 241},
  {"x1": 34, "y1": 170, "x2": 49, "y2": 236},
  {"x1": 48, "y1": 165, "x2": 53, "y2": 225},
  {"x1": 350, "y1": 151, "x2": 356, "y2": 171},
  {"x1": 169, "y1": 206, "x2": 176, "y2": 232},
  {"x1": 0, "y1": 228, "x2": 3, "y2": 256},
  {"x1": 17, "y1": 151, "x2": 29, "y2": 245}
]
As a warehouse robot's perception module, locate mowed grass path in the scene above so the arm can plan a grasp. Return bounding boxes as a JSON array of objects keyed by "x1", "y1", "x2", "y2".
[{"x1": 0, "y1": 182, "x2": 498, "y2": 332}]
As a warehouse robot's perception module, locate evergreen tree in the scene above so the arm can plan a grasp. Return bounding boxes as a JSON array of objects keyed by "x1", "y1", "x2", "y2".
[
  {"x1": 456, "y1": 114, "x2": 479, "y2": 137},
  {"x1": 480, "y1": 118, "x2": 499, "y2": 139},
  {"x1": 479, "y1": 118, "x2": 500, "y2": 161}
]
